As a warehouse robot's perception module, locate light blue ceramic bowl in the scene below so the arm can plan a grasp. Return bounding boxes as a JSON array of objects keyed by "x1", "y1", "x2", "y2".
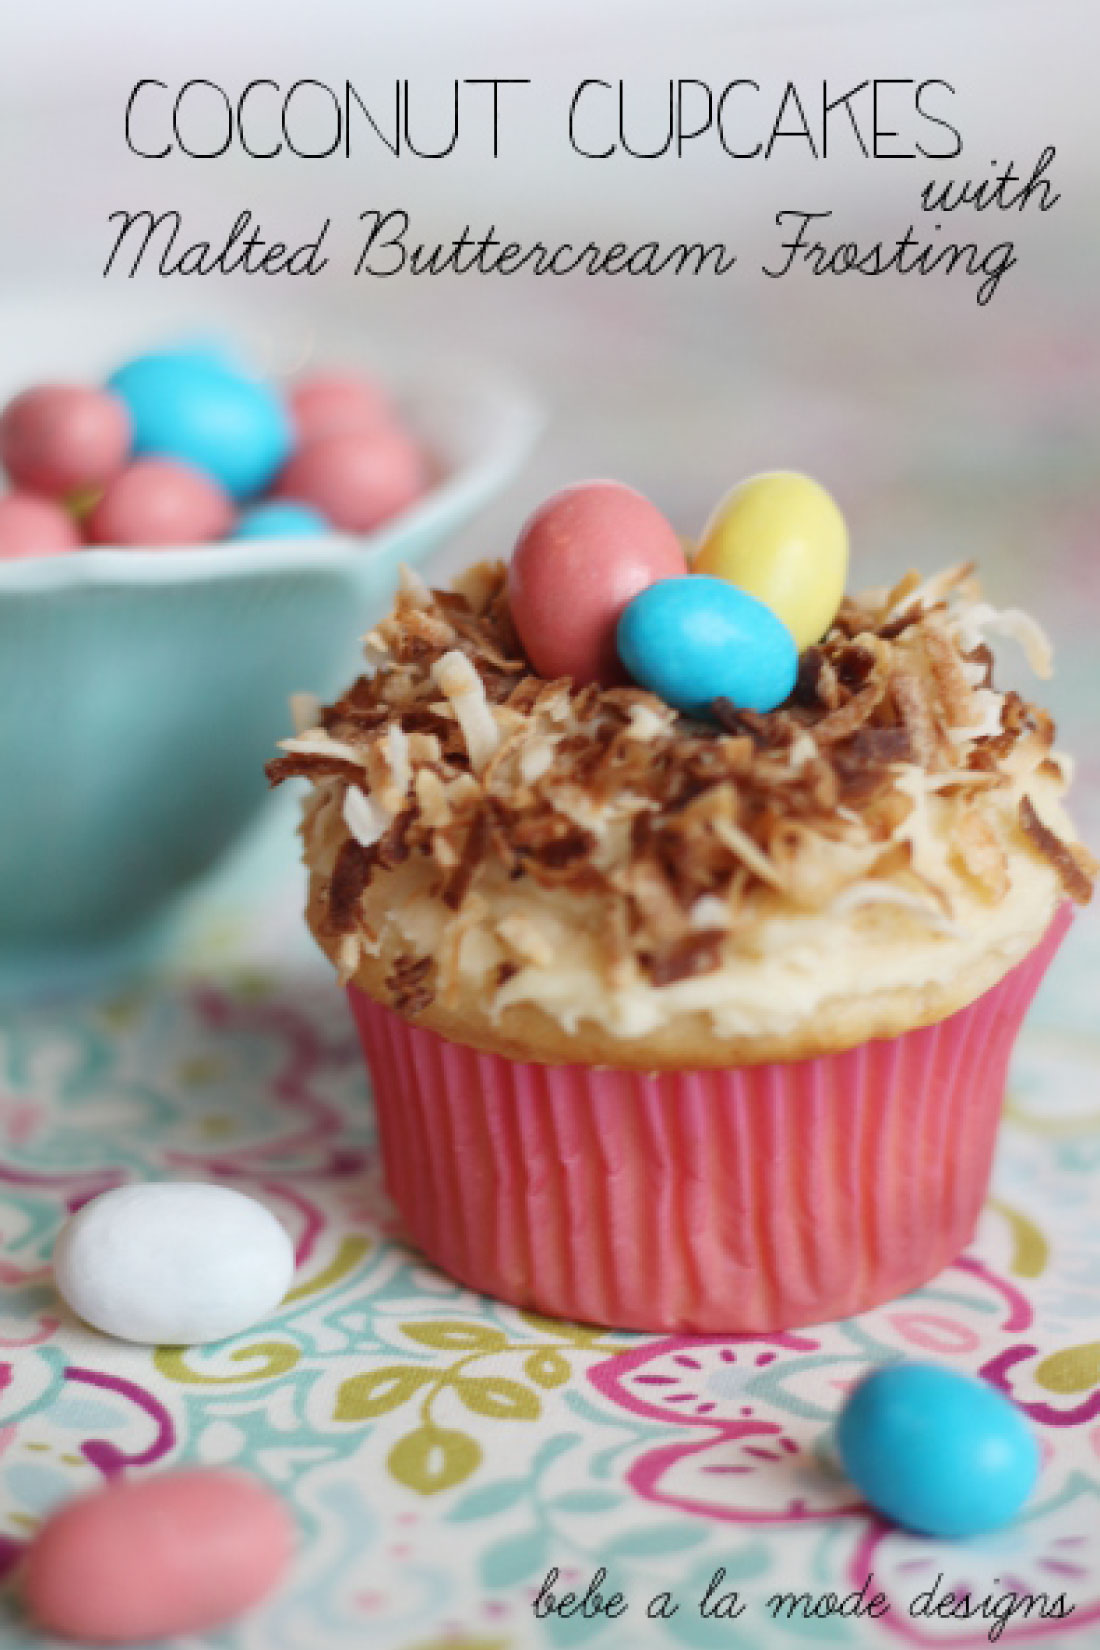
[{"x1": 0, "y1": 316, "x2": 539, "y2": 991}]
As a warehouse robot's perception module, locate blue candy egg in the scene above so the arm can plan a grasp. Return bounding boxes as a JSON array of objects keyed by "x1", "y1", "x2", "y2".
[
  {"x1": 836, "y1": 1363, "x2": 1039, "y2": 1538},
  {"x1": 616, "y1": 574, "x2": 797, "y2": 716},
  {"x1": 107, "y1": 354, "x2": 292, "y2": 500},
  {"x1": 230, "y1": 501, "x2": 330, "y2": 541}
]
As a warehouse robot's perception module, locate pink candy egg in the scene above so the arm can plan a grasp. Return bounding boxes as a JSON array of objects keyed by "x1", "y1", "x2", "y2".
[
  {"x1": 274, "y1": 426, "x2": 426, "y2": 533},
  {"x1": 88, "y1": 457, "x2": 234, "y2": 547},
  {"x1": 507, "y1": 480, "x2": 688, "y2": 685},
  {"x1": 289, "y1": 370, "x2": 393, "y2": 444},
  {"x1": 23, "y1": 1469, "x2": 293, "y2": 1643},
  {"x1": 0, "y1": 384, "x2": 131, "y2": 498},
  {"x1": 0, "y1": 491, "x2": 81, "y2": 558}
]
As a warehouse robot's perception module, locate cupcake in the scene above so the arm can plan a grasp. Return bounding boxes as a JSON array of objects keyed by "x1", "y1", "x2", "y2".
[{"x1": 267, "y1": 479, "x2": 1095, "y2": 1333}]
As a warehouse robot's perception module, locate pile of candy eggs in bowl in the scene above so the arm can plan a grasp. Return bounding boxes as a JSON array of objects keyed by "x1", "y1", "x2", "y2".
[
  {"x1": 0, "y1": 344, "x2": 430, "y2": 558},
  {"x1": 507, "y1": 469, "x2": 849, "y2": 714},
  {"x1": 0, "y1": 304, "x2": 538, "y2": 992}
]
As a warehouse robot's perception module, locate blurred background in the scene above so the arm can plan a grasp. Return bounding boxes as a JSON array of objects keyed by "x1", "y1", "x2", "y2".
[{"x1": 1, "y1": 0, "x2": 1097, "y2": 958}]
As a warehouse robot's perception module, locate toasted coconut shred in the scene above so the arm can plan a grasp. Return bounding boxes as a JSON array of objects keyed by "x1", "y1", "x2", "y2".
[{"x1": 268, "y1": 561, "x2": 1096, "y2": 1039}]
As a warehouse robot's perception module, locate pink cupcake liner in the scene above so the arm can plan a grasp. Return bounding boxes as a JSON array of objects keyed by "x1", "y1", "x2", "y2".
[{"x1": 348, "y1": 906, "x2": 1072, "y2": 1333}]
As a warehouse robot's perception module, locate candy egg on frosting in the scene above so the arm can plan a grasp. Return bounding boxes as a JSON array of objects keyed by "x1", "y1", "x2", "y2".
[
  {"x1": 617, "y1": 574, "x2": 798, "y2": 717},
  {"x1": 507, "y1": 481, "x2": 688, "y2": 685},
  {"x1": 694, "y1": 471, "x2": 848, "y2": 651}
]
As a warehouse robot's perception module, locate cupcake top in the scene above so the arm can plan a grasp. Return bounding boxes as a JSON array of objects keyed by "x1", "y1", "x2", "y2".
[{"x1": 269, "y1": 549, "x2": 1095, "y2": 1060}]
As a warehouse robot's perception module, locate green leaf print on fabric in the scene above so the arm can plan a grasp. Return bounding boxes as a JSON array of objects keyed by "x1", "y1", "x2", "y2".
[
  {"x1": 335, "y1": 1365, "x2": 434, "y2": 1420},
  {"x1": 388, "y1": 1423, "x2": 482, "y2": 1494},
  {"x1": 525, "y1": 1349, "x2": 571, "y2": 1388},
  {"x1": 452, "y1": 1376, "x2": 541, "y2": 1421},
  {"x1": 328, "y1": 1317, "x2": 615, "y2": 1497},
  {"x1": 404, "y1": 1321, "x2": 509, "y2": 1353},
  {"x1": 1036, "y1": 1340, "x2": 1100, "y2": 1392}
]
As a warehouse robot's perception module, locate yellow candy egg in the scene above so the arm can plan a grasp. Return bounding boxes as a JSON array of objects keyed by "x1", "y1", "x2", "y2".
[{"x1": 694, "y1": 471, "x2": 849, "y2": 651}]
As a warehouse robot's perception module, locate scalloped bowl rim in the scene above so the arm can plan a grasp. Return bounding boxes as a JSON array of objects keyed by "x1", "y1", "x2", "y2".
[{"x1": 0, "y1": 365, "x2": 542, "y2": 593}]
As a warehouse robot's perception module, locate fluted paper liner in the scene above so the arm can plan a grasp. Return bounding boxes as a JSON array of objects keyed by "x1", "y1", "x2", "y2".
[{"x1": 348, "y1": 908, "x2": 1071, "y2": 1332}]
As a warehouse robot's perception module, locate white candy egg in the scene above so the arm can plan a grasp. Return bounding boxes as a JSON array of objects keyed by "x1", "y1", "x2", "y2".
[{"x1": 53, "y1": 1183, "x2": 296, "y2": 1346}]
